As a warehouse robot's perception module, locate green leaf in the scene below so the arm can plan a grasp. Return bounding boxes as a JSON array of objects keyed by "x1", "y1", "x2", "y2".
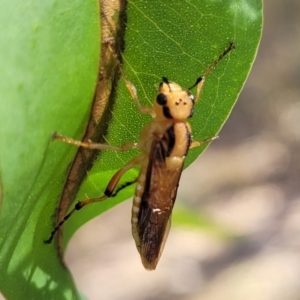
[
  {"x1": 0, "y1": 0, "x2": 100, "y2": 299},
  {"x1": 0, "y1": 0, "x2": 262, "y2": 298},
  {"x1": 63, "y1": 0, "x2": 263, "y2": 246}
]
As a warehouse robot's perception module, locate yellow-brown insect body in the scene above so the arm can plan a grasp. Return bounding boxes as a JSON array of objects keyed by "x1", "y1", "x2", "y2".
[
  {"x1": 131, "y1": 79, "x2": 193, "y2": 270},
  {"x1": 46, "y1": 43, "x2": 234, "y2": 271},
  {"x1": 153, "y1": 80, "x2": 195, "y2": 121}
]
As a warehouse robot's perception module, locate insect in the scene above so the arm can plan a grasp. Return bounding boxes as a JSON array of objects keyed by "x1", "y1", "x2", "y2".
[{"x1": 46, "y1": 42, "x2": 235, "y2": 270}]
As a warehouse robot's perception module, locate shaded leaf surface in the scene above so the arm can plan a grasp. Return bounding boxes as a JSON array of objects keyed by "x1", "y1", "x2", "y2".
[{"x1": 0, "y1": 0, "x2": 99, "y2": 299}]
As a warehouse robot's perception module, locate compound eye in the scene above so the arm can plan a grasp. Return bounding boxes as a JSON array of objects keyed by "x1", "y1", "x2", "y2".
[{"x1": 156, "y1": 93, "x2": 167, "y2": 106}]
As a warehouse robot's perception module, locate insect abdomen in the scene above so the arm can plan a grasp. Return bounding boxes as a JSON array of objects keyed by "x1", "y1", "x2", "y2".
[{"x1": 131, "y1": 122, "x2": 191, "y2": 270}]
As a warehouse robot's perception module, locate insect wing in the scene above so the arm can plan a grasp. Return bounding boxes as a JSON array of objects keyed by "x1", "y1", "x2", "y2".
[{"x1": 137, "y1": 138, "x2": 184, "y2": 270}]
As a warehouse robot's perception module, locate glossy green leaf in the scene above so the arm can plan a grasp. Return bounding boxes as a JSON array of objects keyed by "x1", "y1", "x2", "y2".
[
  {"x1": 64, "y1": 0, "x2": 263, "y2": 247},
  {"x1": 0, "y1": 0, "x2": 99, "y2": 299},
  {"x1": 0, "y1": 0, "x2": 262, "y2": 298}
]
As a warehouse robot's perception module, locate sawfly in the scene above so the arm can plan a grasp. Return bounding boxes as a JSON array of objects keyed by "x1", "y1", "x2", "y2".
[{"x1": 46, "y1": 42, "x2": 235, "y2": 270}]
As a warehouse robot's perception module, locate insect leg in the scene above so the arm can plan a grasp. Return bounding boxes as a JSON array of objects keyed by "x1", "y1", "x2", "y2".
[
  {"x1": 105, "y1": 38, "x2": 155, "y2": 117},
  {"x1": 111, "y1": 178, "x2": 138, "y2": 197},
  {"x1": 53, "y1": 132, "x2": 138, "y2": 151},
  {"x1": 190, "y1": 136, "x2": 219, "y2": 149},
  {"x1": 189, "y1": 42, "x2": 235, "y2": 103},
  {"x1": 45, "y1": 155, "x2": 143, "y2": 243}
]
